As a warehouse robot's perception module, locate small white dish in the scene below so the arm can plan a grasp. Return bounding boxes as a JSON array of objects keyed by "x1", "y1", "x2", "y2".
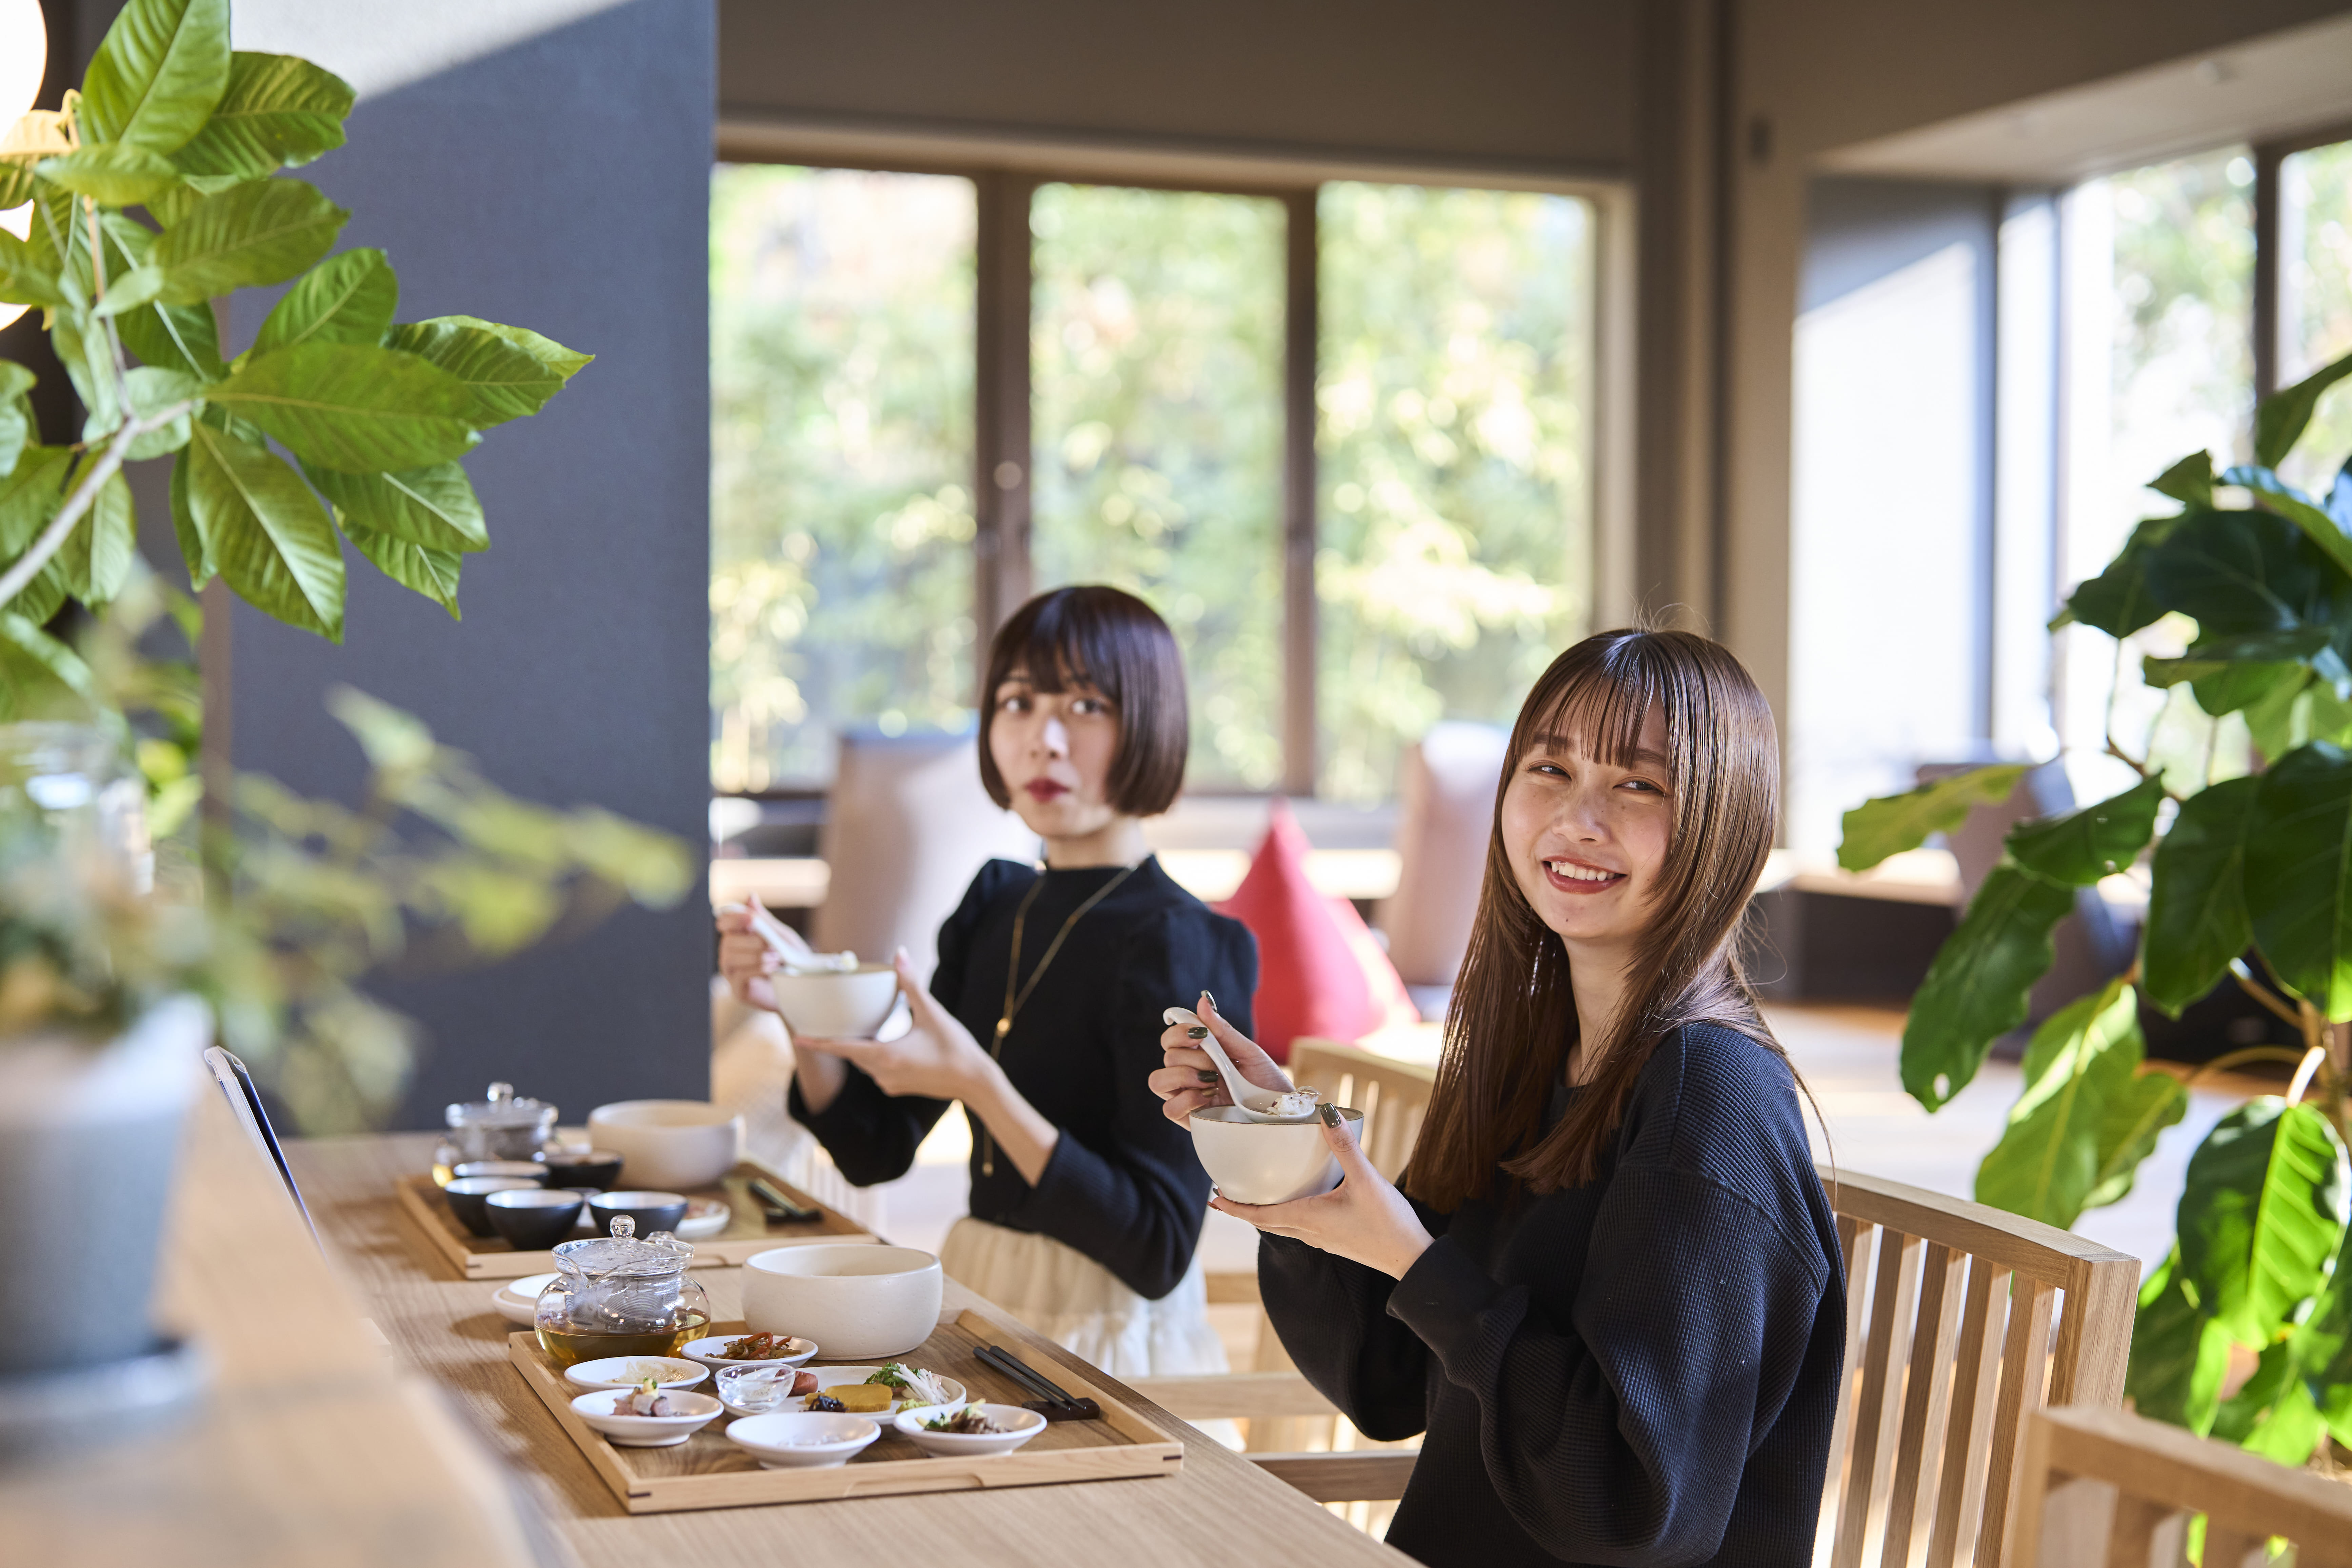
[
  {"x1": 725, "y1": 1411, "x2": 881, "y2": 1469},
  {"x1": 570, "y1": 1387, "x2": 721, "y2": 1447},
  {"x1": 713, "y1": 1362, "x2": 813, "y2": 1417},
  {"x1": 893, "y1": 1401, "x2": 1047, "y2": 1458},
  {"x1": 491, "y1": 1272, "x2": 559, "y2": 1327},
  {"x1": 771, "y1": 1365, "x2": 964, "y2": 1415},
  {"x1": 562, "y1": 1356, "x2": 709, "y2": 1393},
  {"x1": 680, "y1": 1333, "x2": 817, "y2": 1370},
  {"x1": 676, "y1": 1198, "x2": 730, "y2": 1239}
]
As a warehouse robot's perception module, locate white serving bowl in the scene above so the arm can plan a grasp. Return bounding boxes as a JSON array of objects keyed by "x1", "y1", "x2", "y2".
[
  {"x1": 491, "y1": 1271, "x2": 559, "y2": 1327},
  {"x1": 893, "y1": 1402, "x2": 1047, "y2": 1458},
  {"x1": 562, "y1": 1356, "x2": 710, "y2": 1393},
  {"x1": 680, "y1": 1333, "x2": 818, "y2": 1371},
  {"x1": 742, "y1": 1244, "x2": 943, "y2": 1360},
  {"x1": 586, "y1": 1101, "x2": 743, "y2": 1190},
  {"x1": 570, "y1": 1387, "x2": 721, "y2": 1447},
  {"x1": 768, "y1": 965, "x2": 901, "y2": 1039},
  {"x1": 1187, "y1": 1105, "x2": 1362, "y2": 1206},
  {"x1": 725, "y1": 1411, "x2": 881, "y2": 1469}
]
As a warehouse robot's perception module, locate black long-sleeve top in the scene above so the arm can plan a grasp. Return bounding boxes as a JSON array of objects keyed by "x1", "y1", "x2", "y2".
[
  {"x1": 789, "y1": 856, "x2": 1257, "y2": 1300},
  {"x1": 1261, "y1": 1022, "x2": 1845, "y2": 1568}
]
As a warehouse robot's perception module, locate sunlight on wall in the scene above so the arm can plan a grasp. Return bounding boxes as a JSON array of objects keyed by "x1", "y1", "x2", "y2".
[{"x1": 231, "y1": 0, "x2": 636, "y2": 100}]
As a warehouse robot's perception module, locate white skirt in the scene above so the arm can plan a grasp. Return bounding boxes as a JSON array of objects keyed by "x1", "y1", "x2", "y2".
[{"x1": 938, "y1": 1216, "x2": 1230, "y2": 1379}]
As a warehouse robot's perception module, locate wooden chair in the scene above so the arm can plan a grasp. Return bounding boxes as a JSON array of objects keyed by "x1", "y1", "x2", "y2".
[
  {"x1": 2013, "y1": 1405, "x2": 2352, "y2": 1568},
  {"x1": 1817, "y1": 1169, "x2": 2141, "y2": 1568}
]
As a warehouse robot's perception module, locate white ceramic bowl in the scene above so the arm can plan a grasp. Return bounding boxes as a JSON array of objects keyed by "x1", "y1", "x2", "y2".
[
  {"x1": 743, "y1": 1244, "x2": 943, "y2": 1360},
  {"x1": 893, "y1": 1402, "x2": 1047, "y2": 1458},
  {"x1": 586, "y1": 1101, "x2": 743, "y2": 1190},
  {"x1": 1187, "y1": 1105, "x2": 1363, "y2": 1206},
  {"x1": 570, "y1": 1387, "x2": 721, "y2": 1447},
  {"x1": 561, "y1": 1356, "x2": 710, "y2": 1393},
  {"x1": 726, "y1": 1411, "x2": 881, "y2": 1469},
  {"x1": 767, "y1": 965, "x2": 901, "y2": 1039},
  {"x1": 491, "y1": 1271, "x2": 559, "y2": 1327},
  {"x1": 679, "y1": 1333, "x2": 817, "y2": 1371}
]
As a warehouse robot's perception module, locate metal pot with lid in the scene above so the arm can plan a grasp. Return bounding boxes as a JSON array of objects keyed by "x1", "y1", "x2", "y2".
[{"x1": 533, "y1": 1216, "x2": 712, "y2": 1367}]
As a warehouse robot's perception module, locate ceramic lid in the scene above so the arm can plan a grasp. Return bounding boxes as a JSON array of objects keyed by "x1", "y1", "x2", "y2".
[
  {"x1": 550, "y1": 1215, "x2": 694, "y2": 1280},
  {"x1": 444, "y1": 1080, "x2": 557, "y2": 1131}
]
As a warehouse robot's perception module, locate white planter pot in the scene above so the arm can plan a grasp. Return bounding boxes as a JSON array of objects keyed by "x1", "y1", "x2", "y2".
[{"x1": 0, "y1": 996, "x2": 210, "y2": 1375}]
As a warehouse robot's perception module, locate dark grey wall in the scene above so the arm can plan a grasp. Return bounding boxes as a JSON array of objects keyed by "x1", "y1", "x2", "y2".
[
  {"x1": 718, "y1": 0, "x2": 1638, "y2": 174},
  {"x1": 225, "y1": 1, "x2": 716, "y2": 1129}
]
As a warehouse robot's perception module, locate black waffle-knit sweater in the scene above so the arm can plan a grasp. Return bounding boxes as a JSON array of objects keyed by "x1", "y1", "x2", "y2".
[
  {"x1": 1259, "y1": 1022, "x2": 1845, "y2": 1568},
  {"x1": 789, "y1": 856, "x2": 1256, "y2": 1300}
]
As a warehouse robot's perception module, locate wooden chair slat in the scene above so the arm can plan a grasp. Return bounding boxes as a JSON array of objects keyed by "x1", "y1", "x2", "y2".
[
  {"x1": 2200, "y1": 1526, "x2": 2261, "y2": 1568},
  {"x1": 1976, "y1": 1278, "x2": 2056, "y2": 1568},
  {"x1": 1926, "y1": 1256, "x2": 2012, "y2": 1568},
  {"x1": 1834, "y1": 1227, "x2": 1920, "y2": 1568},
  {"x1": 1818, "y1": 1215, "x2": 1880, "y2": 1568},
  {"x1": 2096, "y1": 1494, "x2": 2174, "y2": 1568},
  {"x1": 1881, "y1": 1239, "x2": 1968, "y2": 1568}
]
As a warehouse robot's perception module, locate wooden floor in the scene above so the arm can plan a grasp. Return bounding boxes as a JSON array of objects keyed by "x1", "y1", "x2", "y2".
[{"x1": 872, "y1": 1003, "x2": 2247, "y2": 1281}]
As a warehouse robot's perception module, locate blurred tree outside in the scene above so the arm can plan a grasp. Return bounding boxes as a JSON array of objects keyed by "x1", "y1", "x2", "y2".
[
  {"x1": 710, "y1": 165, "x2": 978, "y2": 792},
  {"x1": 2281, "y1": 137, "x2": 2352, "y2": 497},
  {"x1": 1317, "y1": 183, "x2": 1594, "y2": 801},
  {"x1": 1031, "y1": 185, "x2": 1286, "y2": 788}
]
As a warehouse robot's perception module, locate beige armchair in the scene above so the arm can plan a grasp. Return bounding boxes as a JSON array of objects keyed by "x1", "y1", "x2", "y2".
[{"x1": 1376, "y1": 722, "x2": 1508, "y2": 1015}]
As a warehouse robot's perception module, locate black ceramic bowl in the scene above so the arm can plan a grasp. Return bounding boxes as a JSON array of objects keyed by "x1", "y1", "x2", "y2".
[
  {"x1": 485, "y1": 1187, "x2": 586, "y2": 1251},
  {"x1": 452, "y1": 1160, "x2": 550, "y2": 1185},
  {"x1": 588, "y1": 1189, "x2": 689, "y2": 1237},
  {"x1": 445, "y1": 1176, "x2": 542, "y2": 1237},
  {"x1": 540, "y1": 1149, "x2": 625, "y2": 1191}
]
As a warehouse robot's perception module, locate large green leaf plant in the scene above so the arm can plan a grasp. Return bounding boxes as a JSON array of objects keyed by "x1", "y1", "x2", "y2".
[
  {"x1": 1840, "y1": 350, "x2": 2352, "y2": 1467},
  {"x1": 0, "y1": 0, "x2": 687, "y2": 1129}
]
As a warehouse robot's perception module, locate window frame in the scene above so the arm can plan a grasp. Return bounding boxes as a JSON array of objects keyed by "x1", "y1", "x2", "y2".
[{"x1": 712, "y1": 122, "x2": 1635, "y2": 798}]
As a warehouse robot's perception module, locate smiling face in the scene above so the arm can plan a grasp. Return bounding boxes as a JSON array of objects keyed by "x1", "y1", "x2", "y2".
[
  {"x1": 987, "y1": 666, "x2": 1128, "y2": 841},
  {"x1": 1498, "y1": 702, "x2": 1674, "y2": 958}
]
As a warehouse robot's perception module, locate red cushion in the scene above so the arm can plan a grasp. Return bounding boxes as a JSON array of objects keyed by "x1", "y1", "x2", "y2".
[{"x1": 1216, "y1": 801, "x2": 1415, "y2": 1062}]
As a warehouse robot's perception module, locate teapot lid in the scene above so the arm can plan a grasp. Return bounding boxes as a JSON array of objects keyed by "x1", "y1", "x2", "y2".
[
  {"x1": 444, "y1": 1081, "x2": 557, "y2": 1130},
  {"x1": 550, "y1": 1215, "x2": 694, "y2": 1279}
]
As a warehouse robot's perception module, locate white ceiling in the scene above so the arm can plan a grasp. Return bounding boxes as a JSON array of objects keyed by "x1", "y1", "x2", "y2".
[
  {"x1": 231, "y1": 0, "x2": 637, "y2": 102},
  {"x1": 1819, "y1": 8, "x2": 2352, "y2": 183}
]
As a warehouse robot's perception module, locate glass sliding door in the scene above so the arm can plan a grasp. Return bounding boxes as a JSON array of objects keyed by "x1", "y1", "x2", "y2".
[
  {"x1": 710, "y1": 165, "x2": 977, "y2": 791},
  {"x1": 2280, "y1": 137, "x2": 2352, "y2": 496},
  {"x1": 1028, "y1": 184, "x2": 1288, "y2": 789}
]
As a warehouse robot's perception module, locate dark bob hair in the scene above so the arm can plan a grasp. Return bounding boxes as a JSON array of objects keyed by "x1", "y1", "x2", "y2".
[{"x1": 977, "y1": 586, "x2": 1189, "y2": 818}]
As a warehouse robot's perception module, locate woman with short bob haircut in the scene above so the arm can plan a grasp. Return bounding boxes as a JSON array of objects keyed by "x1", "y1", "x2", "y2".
[
  {"x1": 1152, "y1": 629, "x2": 1845, "y2": 1567},
  {"x1": 720, "y1": 585, "x2": 1256, "y2": 1376}
]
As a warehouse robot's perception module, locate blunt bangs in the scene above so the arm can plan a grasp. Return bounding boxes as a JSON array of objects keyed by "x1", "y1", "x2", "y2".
[{"x1": 977, "y1": 586, "x2": 1189, "y2": 817}]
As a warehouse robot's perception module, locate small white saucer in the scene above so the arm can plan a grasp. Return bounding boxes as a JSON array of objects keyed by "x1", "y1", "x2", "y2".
[
  {"x1": 562, "y1": 1356, "x2": 709, "y2": 1392},
  {"x1": 677, "y1": 1199, "x2": 730, "y2": 1239},
  {"x1": 571, "y1": 1387, "x2": 721, "y2": 1447},
  {"x1": 492, "y1": 1272, "x2": 559, "y2": 1327},
  {"x1": 725, "y1": 1411, "x2": 880, "y2": 1468},
  {"x1": 774, "y1": 1366, "x2": 963, "y2": 1415},
  {"x1": 679, "y1": 1333, "x2": 817, "y2": 1371},
  {"x1": 893, "y1": 1402, "x2": 1047, "y2": 1458}
]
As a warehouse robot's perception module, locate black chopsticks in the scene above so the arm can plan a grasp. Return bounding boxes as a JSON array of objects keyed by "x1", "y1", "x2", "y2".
[{"x1": 973, "y1": 1344, "x2": 1101, "y2": 1421}]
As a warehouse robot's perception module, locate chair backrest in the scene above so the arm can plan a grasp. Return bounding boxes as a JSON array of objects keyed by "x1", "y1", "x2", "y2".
[
  {"x1": 1287, "y1": 1039, "x2": 1436, "y2": 1181},
  {"x1": 1377, "y1": 722, "x2": 1508, "y2": 989},
  {"x1": 812, "y1": 729, "x2": 1037, "y2": 978},
  {"x1": 1818, "y1": 1168, "x2": 2141, "y2": 1568},
  {"x1": 2013, "y1": 1405, "x2": 2352, "y2": 1568}
]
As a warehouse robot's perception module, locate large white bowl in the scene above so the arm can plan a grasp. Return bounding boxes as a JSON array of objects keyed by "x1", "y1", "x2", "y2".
[
  {"x1": 742, "y1": 1244, "x2": 943, "y2": 1360},
  {"x1": 1188, "y1": 1105, "x2": 1362, "y2": 1206},
  {"x1": 768, "y1": 965, "x2": 900, "y2": 1039},
  {"x1": 586, "y1": 1101, "x2": 743, "y2": 1190}
]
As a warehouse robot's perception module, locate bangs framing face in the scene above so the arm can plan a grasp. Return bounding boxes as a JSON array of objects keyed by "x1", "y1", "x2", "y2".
[
  {"x1": 977, "y1": 585, "x2": 1189, "y2": 817},
  {"x1": 1524, "y1": 665, "x2": 1676, "y2": 781}
]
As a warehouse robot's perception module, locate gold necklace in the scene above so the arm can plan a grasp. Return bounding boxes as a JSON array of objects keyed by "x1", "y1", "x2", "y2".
[{"x1": 978, "y1": 860, "x2": 1140, "y2": 1177}]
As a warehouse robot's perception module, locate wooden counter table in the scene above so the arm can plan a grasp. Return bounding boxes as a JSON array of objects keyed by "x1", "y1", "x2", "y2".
[{"x1": 290, "y1": 1131, "x2": 1412, "y2": 1568}]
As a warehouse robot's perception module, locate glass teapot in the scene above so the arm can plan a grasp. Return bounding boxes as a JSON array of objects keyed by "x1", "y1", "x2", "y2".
[
  {"x1": 432, "y1": 1082, "x2": 558, "y2": 1184},
  {"x1": 534, "y1": 1217, "x2": 713, "y2": 1367}
]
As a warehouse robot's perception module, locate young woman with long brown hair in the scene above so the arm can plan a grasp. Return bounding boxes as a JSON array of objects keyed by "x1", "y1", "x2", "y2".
[{"x1": 1150, "y1": 629, "x2": 1844, "y2": 1568}]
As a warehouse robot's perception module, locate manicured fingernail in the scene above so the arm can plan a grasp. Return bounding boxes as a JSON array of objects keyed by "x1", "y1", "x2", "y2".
[
  {"x1": 1186, "y1": 1026, "x2": 1209, "y2": 1038},
  {"x1": 1200, "y1": 990, "x2": 1215, "y2": 1008},
  {"x1": 1197, "y1": 1069, "x2": 1219, "y2": 1083},
  {"x1": 1318, "y1": 1103, "x2": 1342, "y2": 1126}
]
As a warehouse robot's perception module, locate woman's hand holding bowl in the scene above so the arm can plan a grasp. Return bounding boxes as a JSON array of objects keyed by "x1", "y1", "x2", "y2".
[
  {"x1": 791, "y1": 950, "x2": 996, "y2": 1102},
  {"x1": 1151, "y1": 997, "x2": 1435, "y2": 1280}
]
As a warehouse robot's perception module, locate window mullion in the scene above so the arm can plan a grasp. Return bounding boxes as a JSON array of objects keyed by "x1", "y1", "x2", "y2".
[
  {"x1": 2252, "y1": 144, "x2": 2284, "y2": 402},
  {"x1": 1282, "y1": 188, "x2": 1319, "y2": 797},
  {"x1": 974, "y1": 172, "x2": 1036, "y2": 673}
]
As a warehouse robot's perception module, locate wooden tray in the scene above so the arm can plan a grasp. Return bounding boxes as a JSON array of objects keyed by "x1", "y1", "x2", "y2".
[
  {"x1": 396, "y1": 1161, "x2": 874, "y2": 1279},
  {"x1": 507, "y1": 1310, "x2": 1184, "y2": 1512}
]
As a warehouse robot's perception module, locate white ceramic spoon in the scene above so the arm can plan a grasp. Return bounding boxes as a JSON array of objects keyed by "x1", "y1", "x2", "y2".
[
  {"x1": 718, "y1": 902, "x2": 857, "y2": 973},
  {"x1": 1163, "y1": 1007, "x2": 1320, "y2": 1122}
]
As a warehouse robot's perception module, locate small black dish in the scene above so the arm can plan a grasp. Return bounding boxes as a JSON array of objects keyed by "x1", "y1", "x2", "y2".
[
  {"x1": 540, "y1": 1149, "x2": 625, "y2": 1190},
  {"x1": 452, "y1": 1160, "x2": 550, "y2": 1185},
  {"x1": 588, "y1": 1189, "x2": 689, "y2": 1237},
  {"x1": 485, "y1": 1187, "x2": 586, "y2": 1251},
  {"x1": 444, "y1": 1175, "x2": 542, "y2": 1237}
]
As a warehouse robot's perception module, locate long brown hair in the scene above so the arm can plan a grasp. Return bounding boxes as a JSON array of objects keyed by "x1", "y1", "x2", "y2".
[{"x1": 1403, "y1": 628, "x2": 1795, "y2": 1208}]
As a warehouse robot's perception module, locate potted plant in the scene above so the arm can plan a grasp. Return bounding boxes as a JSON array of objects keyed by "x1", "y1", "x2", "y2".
[
  {"x1": 0, "y1": 0, "x2": 687, "y2": 1390},
  {"x1": 1839, "y1": 350, "x2": 2352, "y2": 1467}
]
